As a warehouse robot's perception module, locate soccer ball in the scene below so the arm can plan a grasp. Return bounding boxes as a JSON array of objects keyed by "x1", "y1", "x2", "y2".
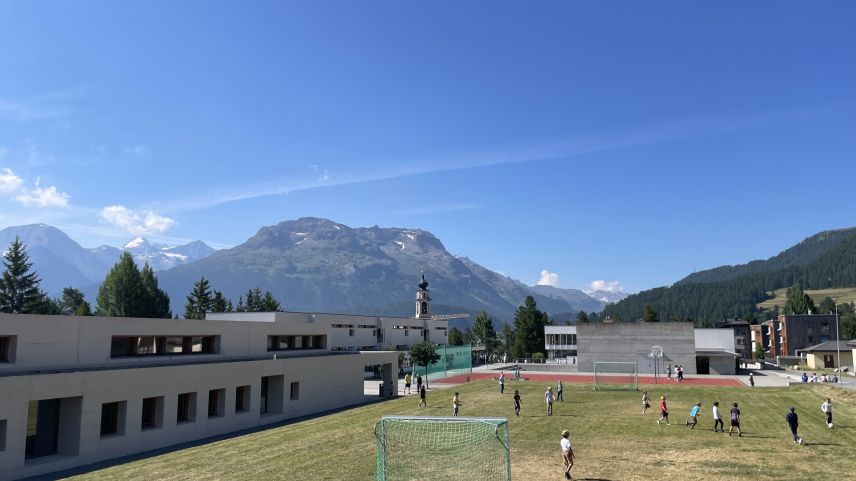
[{"x1": 828, "y1": 423, "x2": 833, "y2": 428}]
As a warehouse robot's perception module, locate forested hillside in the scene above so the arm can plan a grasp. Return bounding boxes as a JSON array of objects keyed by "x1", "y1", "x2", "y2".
[{"x1": 604, "y1": 228, "x2": 856, "y2": 322}]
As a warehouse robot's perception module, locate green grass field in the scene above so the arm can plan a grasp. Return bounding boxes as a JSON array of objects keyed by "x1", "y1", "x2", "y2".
[
  {"x1": 67, "y1": 381, "x2": 856, "y2": 481},
  {"x1": 758, "y1": 287, "x2": 856, "y2": 311}
]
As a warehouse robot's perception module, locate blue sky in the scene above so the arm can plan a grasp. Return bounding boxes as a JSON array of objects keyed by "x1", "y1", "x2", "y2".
[{"x1": 1, "y1": 1, "x2": 855, "y2": 295}]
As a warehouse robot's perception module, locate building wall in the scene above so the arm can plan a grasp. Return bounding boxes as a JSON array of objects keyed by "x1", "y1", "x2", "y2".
[
  {"x1": 778, "y1": 315, "x2": 837, "y2": 357},
  {"x1": 805, "y1": 350, "x2": 854, "y2": 370},
  {"x1": 544, "y1": 326, "x2": 577, "y2": 359},
  {"x1": 0, "y1": 313, "x2": 397, "y2": 480},
  {"x1": 706, "y1": 355, "x2": 736, "y2": 375},
  {"x1": 694, "y1": 329, "x2": 736, "y2": 352},
  {"x1": 576, "y1": 322, "x2": 696, "y2": 374}
]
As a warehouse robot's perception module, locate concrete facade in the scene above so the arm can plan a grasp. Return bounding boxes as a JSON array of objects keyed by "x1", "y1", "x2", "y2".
[
  {"x1": 0, "y1": 313, "x2": 400, "y2": 480},
  {"x1": 694, "y1": 328, "x2": 739, "y2": 375},
  {"x1": 544, "y1": 325, "x2": 577, "y2": 360},
  {"x1": 576, "y1": 322, "x2": 697, "y2": 375}
]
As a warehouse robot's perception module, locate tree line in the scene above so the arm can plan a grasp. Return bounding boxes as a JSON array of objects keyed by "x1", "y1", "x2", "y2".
[
  {"x1": 0, "y1": 237, "x2": 282, "y2": 318},
  {"x1": 604, "y1": 231, "x2": 856, "y2": 324}
]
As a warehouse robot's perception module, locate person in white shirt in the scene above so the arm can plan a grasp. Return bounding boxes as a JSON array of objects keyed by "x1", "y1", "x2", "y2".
[
  {"x1": 712, "y1": 401, "x2": 724, "y2": 432},
  {"x1": 821, "y1": 398, "x2": 833, "y2": 428},
  {"x1": 545, "y1": 387, "x2": 555, "y2": 416},
  {"x1": 560, "y1": 430, "x2": 574, "y2": 480}
]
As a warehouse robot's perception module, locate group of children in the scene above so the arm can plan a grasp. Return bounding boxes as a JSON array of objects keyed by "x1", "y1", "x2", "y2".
[
  {"x1": 801, "y1": 372, "x2": 840, "y2": 383},
  {"x1": 665, "y1": 364, "x2": 685, "y2": 382},
  {"x1": 642, "y1": 390, "x2": 836, "y2": 445},
  {"x1": 643, "y1": 391, "x2": 744, "y2": 435}
]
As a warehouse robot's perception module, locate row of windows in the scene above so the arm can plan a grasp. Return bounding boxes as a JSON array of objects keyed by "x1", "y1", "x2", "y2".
[
  {"x1": 16, "y1": 379, "x2": 301, "y2": 460},
  {"x1": 267, "y1": 335, "x2": 325, "y2": 351},
  {"x1": 391, "y1": 325, "x2": 422, "y2": 330},
  {"x1": 110, "y1": 336, "x2": 218, "y2": 358}
]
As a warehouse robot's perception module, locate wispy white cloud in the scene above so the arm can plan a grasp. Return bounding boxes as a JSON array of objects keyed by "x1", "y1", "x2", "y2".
[
  {"x1": 538, "y1": 270, "x2": 560, "y2": 287},
  {"x1": 397, "y1": 203, "x2": 483, "y2": 216},
  {"x1": 15, "y1": 179, "x2": 70, "y2": 208},
  {"x1": 307, "y1": 164, "x2": 329, "y2": 182},
  {"x1": 0, "y1": 168, "x2": 70, "y2": 208},
  {"x1": 0, "y1": 168, "x2": 24, "y2": 196},
  {"x1": 147, "y1": 108, "x2": 811, "y2": 214},
  {"x1": 586, "y1": 280, "x2": 625, "y2": 294},
  {"x1": 99, "y1": 205, "x2": 175, "y2": 235}
]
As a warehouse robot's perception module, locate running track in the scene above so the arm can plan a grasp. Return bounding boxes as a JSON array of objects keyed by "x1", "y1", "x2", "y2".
[{"x1": 436, "y1": 372, "x2": 743, "y2": 387}]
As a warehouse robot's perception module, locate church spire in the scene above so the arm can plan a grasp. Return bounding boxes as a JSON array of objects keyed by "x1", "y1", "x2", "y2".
[{"x1": 415, "y1": 270, "x2": 431, "y2": 319}]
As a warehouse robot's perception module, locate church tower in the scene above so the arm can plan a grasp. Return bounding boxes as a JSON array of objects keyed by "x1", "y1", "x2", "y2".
[{"x1": 415, "y1": 272, "x2": 432, "y2": 320}]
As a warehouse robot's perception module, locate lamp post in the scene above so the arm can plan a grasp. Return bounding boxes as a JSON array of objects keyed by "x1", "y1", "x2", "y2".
[{"x1": 835, "y1": 302, "x2": 842, "y2": 386}]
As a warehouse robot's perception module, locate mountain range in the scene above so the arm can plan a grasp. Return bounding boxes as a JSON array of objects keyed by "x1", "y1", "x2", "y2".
[
  {"x1": 154, "y1": 218, "x2": 607, "y2": 323},
  {"x1": 603, "y1": 227, "x2": 856, "y2": 322},
  {"x1": 0, "y1": 219, "x2": 609, "y2": 325},
  {"x1": 0, "y1": 224, "x2": 216, "y2": 296}
]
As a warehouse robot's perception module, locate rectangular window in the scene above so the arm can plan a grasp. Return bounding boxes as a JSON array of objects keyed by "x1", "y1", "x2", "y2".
[
  {"x1": 208, "y1": 389, "x2": 225, "y2": 418},
  {"x1": 290, "y1": 382, "x2": 300, "y2": 401},
  {"x1": 141, "y1": 397, "x2": 163, "y2": 430},
  {"x1": 25, "y1": 399, "x2": 60, "y2": 459},
  {"x1": 293, "y1": 336, "x2": 303, "y2": 349},
  {"x1": 100, "y1": 401, "x2": 125, "y2": 437},
  {"x1": 261, "y1": 375, "x2": 284, "y2": 415},
  {"x1": 348, "y1": 329, "x2": 355, "y2": 337},
  {"x1": 110, "y1": 336, "x2": 219, "y2": 357},
  {"x1": 0, "y1": 419, "x2": 7, "y2": 452},
  {"x1": 0, "y1": 336, "x2": 13, "y2": 362},
  {"x1": 177, "y1": 393, "x2": 196, "y2": 423},
  {"x1": 235, "y1": 385, "x2": 250, "y2": 413}
]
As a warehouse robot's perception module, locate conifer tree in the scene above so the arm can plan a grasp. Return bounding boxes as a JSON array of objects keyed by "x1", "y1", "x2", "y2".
[
  {"x1": 97, "y1": 252, "x2": 143, "y2": 317},
  {"x1": 470, "y1": 311, "x2": 498, "y2": 356},
  {"x1": 97, "y1": 254, "x2": 171, "y2": 318},
  {"x1": 260, "y1": 291, "x2": 282, "y2": 312},
  {"x1": 642, "y1": 304, "x2": 659, "y2": 322},
  {"x1": 58, "y1": 287, "x2": 93, "y2": 316},
  {"x1": 0, "y1": 236, "x2": 50, "y2": 314},
  {"x1": 211, "y1": 290, "x2": 233, "y2": 313},
  {"x1": 184, "y1": 277, "x2": 212, "y2": 319},
  {"x1": 511, "y1": 295, "x2": 549, "y2": 359},
  {"x1": 140, "y1": 263, "x2": 171, "y2": 318},
  {"x1": 448, "y1": 326, "x2": 463, "y2": 346}
]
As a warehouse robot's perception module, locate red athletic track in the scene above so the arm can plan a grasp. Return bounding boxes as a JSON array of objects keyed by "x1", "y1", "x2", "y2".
[{"x1": 435, "y1": 372, "x2": 743, "y2": 387}]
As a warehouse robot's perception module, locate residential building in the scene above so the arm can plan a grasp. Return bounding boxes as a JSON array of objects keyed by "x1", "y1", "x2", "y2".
[
  {"x1": 763, "y1": 314, "x2": 839, "y2": 358},
  {"x1": 795, "y1": 340, "x2": 854, "y2": 370},
  {"x1": 714, "y1": 319, "x2": 751, "y2": 359}
]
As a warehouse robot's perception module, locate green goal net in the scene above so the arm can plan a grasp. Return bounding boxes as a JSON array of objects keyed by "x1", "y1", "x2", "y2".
[
  {"x1": 375, "y1": 416, "x2": 511, "y2": 481},
  {"x1": 593, "y1": 361, "x2": 639, "y2": 391}
]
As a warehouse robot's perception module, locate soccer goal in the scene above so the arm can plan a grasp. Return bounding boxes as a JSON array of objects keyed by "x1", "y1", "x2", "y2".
[
  {"x1": 375, "y1": 416, "x2": 511, "y2": 481},
  {"x1": 593, "y1": 361, "x2": 639, "y2": 391}
]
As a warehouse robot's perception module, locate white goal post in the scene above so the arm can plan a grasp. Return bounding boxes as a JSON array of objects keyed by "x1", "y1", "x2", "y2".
[
  {"x1": 375, "y1": 416, "x2": 511, "y2": 481},
  {"x1": 593, "y1": 361, "x2": 639, "y2": 391}
]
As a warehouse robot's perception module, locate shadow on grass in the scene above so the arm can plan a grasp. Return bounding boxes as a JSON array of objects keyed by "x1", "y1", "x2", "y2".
[{"x1": 807, "y1": 442, "x2": 843, "y2": 446}]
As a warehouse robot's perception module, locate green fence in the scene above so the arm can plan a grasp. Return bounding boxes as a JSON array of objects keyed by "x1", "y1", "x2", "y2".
[{"x1": 414, "y1": 344, "x2": 473, "y2": 381}]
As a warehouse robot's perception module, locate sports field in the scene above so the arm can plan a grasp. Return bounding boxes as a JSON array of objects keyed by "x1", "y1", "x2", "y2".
[{"x1": 67, "y1": 380, "x2": 856, "y2": 481}]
